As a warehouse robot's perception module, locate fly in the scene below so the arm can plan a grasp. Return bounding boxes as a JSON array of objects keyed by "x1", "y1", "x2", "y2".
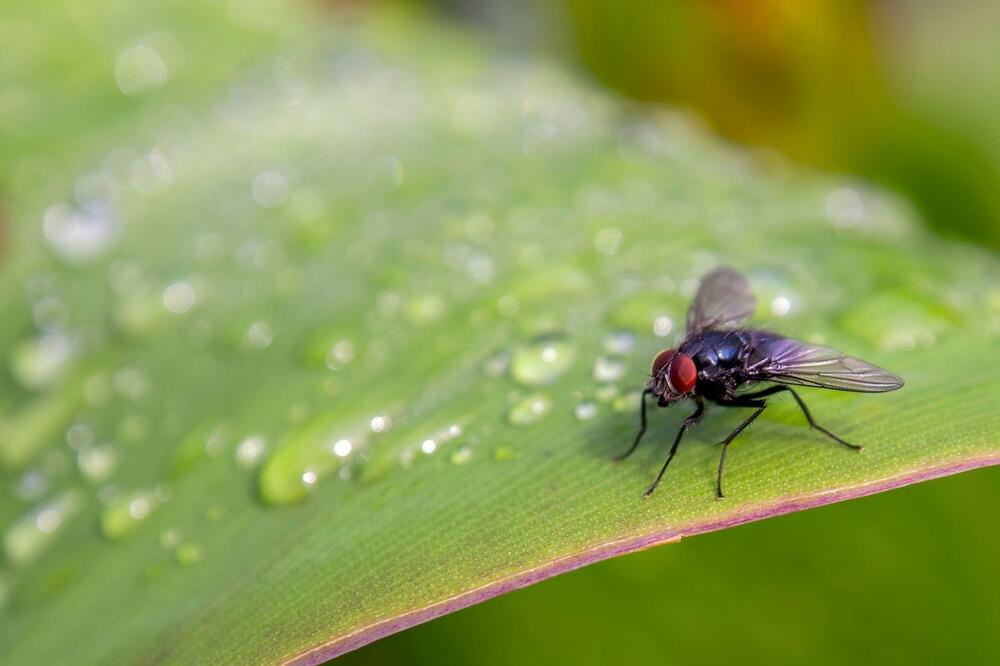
[{"x1": 618, "y1": 267, "x2": 904, "y2": 499}]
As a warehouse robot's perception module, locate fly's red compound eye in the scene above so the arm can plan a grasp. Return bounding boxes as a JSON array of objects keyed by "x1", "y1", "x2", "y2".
[
  {"x1": 651, "y1": 349, "x2": 676, "y2": 376},
  {"x1": 667, "y1": 353, "x2": 697, "y2": 393}
]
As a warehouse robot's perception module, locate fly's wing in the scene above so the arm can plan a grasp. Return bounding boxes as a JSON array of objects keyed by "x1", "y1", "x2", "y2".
[
  {"x1": 686, "y1": 268, "x2": 757, "y2": 334},
  {"x1": 747, "y1": 333, "x2": 904, "y2": 393}
]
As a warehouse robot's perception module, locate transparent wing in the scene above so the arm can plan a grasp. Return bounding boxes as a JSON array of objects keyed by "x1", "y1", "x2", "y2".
[
  {"x1": 747, "y1": 333, "x2": 904, "y2": 393},
  {"x1": 686, "y1": 268, "x2": 756, "y2": 334}
]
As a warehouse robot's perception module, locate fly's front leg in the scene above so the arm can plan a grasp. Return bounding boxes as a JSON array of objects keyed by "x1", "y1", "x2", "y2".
[
  {"x1": 615, "y1": 389, "x2": 653, "y2": 462},
  {"x1": 644, "y1": 397, "x2": 705, "y2": 498}
]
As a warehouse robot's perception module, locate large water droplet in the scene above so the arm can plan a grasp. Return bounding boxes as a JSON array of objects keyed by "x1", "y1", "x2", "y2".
[
  {"x1": 243, "y1": 321, "x2": 274, "y2": 349},
  {"x1": 838, "y1": 291, "x2": 955, "y2": 351},
  {"x1": 258, "y1": 417, "x2": 366, "y2": 505},
  {"x1": 42, "y1": 203, "x2": 117, "y2": 263},
  {"x1": 509, "y1": 393, "x2": 553, "y2": 426},
  {"x1": 115, "y1": 44, "x2": 169, "y2": 95},
  {"x1": 3, "y1": 491, "x2": 83, "y2": 565},
  {"x1": 406, "y1": 294, "x2": 446, "y2": 324},
  {"x1": 603, "y1": 330, "x2": 635, "y2": 355},
  {"x1": 174, "y1": 542, "x2": 203, "y2": 567},
  {"x1": 450, "y1": 446, "x2": 473, "y2": 465},
  {"x1": 235, "y1": 435, "x2": 267, "y2": 469},
  {"x1": 252, "y1": 169, "x2": 291, "y2": 208},
  {"x1": 77, "y1": 444, "x2": 118, "y2": 483},
  {"x1": 99, "y1": 489, "x2": 162, "y2": 541},
  {"x1": 162, "y1": 281, "x2": 197, "y2": 314},
  {"x1": 510, "y1": 334, "x2": 576, "y2": 386},
  {"x1": 10, "y1": 334, "x2": 72, "y2": 391},
  {"x1": 592, "y1": 356, "x2": 627, "y2": 382},
  {"x1": 574, "y1": 401, "x2": 598, "y2": 420}
]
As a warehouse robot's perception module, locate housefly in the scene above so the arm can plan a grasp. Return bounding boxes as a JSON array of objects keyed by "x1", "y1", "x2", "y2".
[{"x1": 618, "y1": 267, "x2": 904, "y2": 499}]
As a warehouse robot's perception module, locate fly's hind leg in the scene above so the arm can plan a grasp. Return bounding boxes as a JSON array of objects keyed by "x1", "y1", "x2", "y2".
[{"x1": 740, "y1": 386, "x2": 863, "y2": 452}]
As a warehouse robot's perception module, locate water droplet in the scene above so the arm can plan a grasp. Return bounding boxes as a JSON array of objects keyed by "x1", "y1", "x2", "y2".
[
  {"x1": 4, "y1": 491, "x2": 83, "y2": 565},
  {"x1": 595, "y1": 384, "x2": 619, "y2": 402},
  {"x1": 484, "y1": 351, "x2": 510, "y2": 377},
  {"x1": 14, "y1": 469, "x2": 50, "y2": 502},
  {"x1": 493, "y1": 446, "x2": 515, "y2": 461},
  {"x1": 258, "y1": 417, "x2": 366, "y2": 505},
  {"x1": 574, "y1": 401, "x2": 597, "y2": 420},
  {"x1": 174, "y1": 542, "x2": 203, "y2": 566},
  {"x1": 251, "y1": 169, "x2": 290, "y2": 208},
  {"x1": 592, "y1": 356, "x2": 627, "y2": 382},
  {"x1": 825, "y1": 188, "x2": 864, "y2": 229},
  {"x1": 603, "y1": 331, "x2": 635, "y2": 355},
  {"x1": 593, "y1": 227, "x2": 623, "y2": 255},
  {"x1": 653, "y1": 316, "x2": 673, "y2": 337},
  {"x1": 244, "y1": 321, "x2": 274, "y2": 349},
  {"x1": 612, "y1": 391, "x2": 642, "y2": 413},
  {"x1": 369, "y1": 415, "x2": 392, "y2": 433},
  {"x1": 332, "y1": 439, "x2": 353, "y2": 457},
  {"x1": 100, "y1": 489, "x2": 162, "y2": 541},
  {"x1": 770, "y1": 296, "x2": 792, "y2": 317},
  {"x1": 464, "y1": 213, "x2": 495, "y2": 243},
  {"x1": 450, "y1": 447, "x2": 473, "y2": 465},
  {"x1": 130, "y1": 147, "x2": 174, "y2": 193},
  {"x1": 159, "y1": 529, "x2": 181, "y2": 549},
  {"x1": 162, "y1": 281, "x2": 197, "y2": 314},
  {"x1": 33, "y1": 296, "x2": 68, "y2": 332},
  {"x1": 509, "y1": 393, "x2": 553, "y2": 426},
  {"x1": 77, "y1": 444, "x2": 118, "y2": 483},
  {"x1": 66, "y1": 422, "x2": 95, "y2": 450},
  {"x1": 117, "y1": 414, "x2": 148, "y2": 442},
  {"x1": 838, "y1": 291, "x2": 954, "y2": 352},
  {"x1": 497, "y1": 294, "x2": 520, "y2": 316},
  {"x1": 325, "y1": 340, "x2": 355, "y2": 371},
  {"x1": 235, "y1": 435, "x2": 267, "y2": 468},
  {"x1": 406, "y1": 294, "x2": 446, "y2": 324},
  {"x1": 412, "y1": 424, "x2": 462, "y2": 459},
  {"x1": 511, "y1": 335, "x2": 576, "y2": 386},
  {"x1": 42, "y1": 203, "x2": 117, "y2": 263},
  {"x1": 115, "y1": 44, "x2": 169, "y2": 95},
  {"x1": 169, "y1": 423, "x2": 230, "y2": 477},
  {"x1": 368, "y1": 155, "x2": 404, "y2": 192},
  {"x1": 114, "y1": 366, "x2": 151, "y2": 402},
  {"x1": 11, "y1": 334, "x2": 72, "y2": 391}
]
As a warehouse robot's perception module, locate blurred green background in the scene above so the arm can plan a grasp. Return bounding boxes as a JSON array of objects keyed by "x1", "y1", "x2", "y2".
[{"x1": 2, "y1": 0, "x2": 998, "y2": 663}]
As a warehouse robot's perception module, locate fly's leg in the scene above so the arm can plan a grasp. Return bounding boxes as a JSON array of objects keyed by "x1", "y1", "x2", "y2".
[
  {"x1": 737, "y1": 385, "x2": 862, "y2": 452},
  {"x1": 786, "y1": 387, "x2": 863, "y2": 452},
  {"x1": 615, "y1": 388, "x2": 653, "y2": 462},
  {"x1": 644, "y1": 397, "x2": 705, "y2": 498},
  {"x1": 714, "y1": 399, "x2": 767, "y2": 499}
]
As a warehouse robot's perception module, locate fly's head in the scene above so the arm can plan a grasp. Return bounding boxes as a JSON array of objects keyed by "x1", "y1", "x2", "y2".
[{"x1": 648, "y1": 349, "x2": 698, "y2": 403}]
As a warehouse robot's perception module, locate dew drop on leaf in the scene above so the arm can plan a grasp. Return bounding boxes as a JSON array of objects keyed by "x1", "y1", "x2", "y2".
[
  {"x1": 510, "y1": 334, "x2": 576, "y2": 386},
  {"x1": 508, "y1": 393, "x2": 553, "y2": 426},
  {"x1": 100, "y1": 489, "x2": 162, "y2": 541},
  {"x1": 3, "y1": 491, "x2": 83, "y2": 565}
]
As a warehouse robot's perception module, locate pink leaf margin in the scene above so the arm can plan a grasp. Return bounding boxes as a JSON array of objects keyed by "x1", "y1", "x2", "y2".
[{"x1": 287, "y1": 453, "x2": 999, "y2": 665}]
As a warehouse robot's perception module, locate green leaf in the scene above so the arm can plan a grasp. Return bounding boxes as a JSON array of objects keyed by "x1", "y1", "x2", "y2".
[{"x1": 1, "y1": 13, "x2": 998, "y2": 666}]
